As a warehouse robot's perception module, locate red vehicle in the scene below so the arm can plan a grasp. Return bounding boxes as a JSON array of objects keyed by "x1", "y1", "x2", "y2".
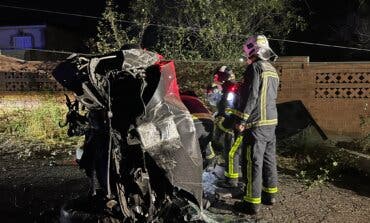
[{"x1": 53, "y1": 48, "x2": 204, "y2": 222}]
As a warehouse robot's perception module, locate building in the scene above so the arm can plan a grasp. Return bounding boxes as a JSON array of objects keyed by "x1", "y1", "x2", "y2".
[
  {"x1": 0, "y1": 25, "x2": 46, "y2": 50},
  {"x1": 0, "y1": 24, "x2": 83, "y2": 60}
]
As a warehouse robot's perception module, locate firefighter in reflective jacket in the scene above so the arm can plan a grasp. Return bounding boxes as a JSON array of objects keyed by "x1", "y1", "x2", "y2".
[
  {"x1": 180, "y1": 91, "x2": 215, "y2": 168},
  {"x1": 230, "y1": 35, "x2": 279, "y2": 214},
  {"x1": 207, "y1": 66, "x2": 242, "y2": 187}
]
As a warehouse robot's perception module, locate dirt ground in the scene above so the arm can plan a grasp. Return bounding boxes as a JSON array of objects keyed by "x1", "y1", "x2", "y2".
[
  {"x1": 0, "y1": 151, "x2": 370, "y2": 223},
  {"x1": 0, "y1": 153, "x2": 89, "y2": 223},
  {"x1": 208, "y1": 171, "x2": 370, "y2": 223}
]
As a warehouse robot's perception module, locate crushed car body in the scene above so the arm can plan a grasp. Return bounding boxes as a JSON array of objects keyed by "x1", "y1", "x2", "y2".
[{"x1": 53, "y1": 49, "x2": 204, "y2": 222}]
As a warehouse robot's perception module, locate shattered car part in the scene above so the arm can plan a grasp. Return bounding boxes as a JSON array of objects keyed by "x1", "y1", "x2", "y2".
[
  {"x1": 136, "y1": 115, "x2": 180, "y2": 149},
  {"x1": 137, "y1": 60, "x2": 203, "y2": 204}
]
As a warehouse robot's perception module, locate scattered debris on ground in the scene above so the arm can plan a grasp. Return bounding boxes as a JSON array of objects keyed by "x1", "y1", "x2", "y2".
[{"x1": 0, "y1": 147, "x2": 369, "y2": 223}]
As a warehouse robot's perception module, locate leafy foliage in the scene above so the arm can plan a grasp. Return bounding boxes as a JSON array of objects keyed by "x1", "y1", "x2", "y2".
[
  {"x1": 153, "y1": 0, "x2": 306, "y2": 60},
  {"x1": 91, "y1": 0, "x2": 306, "y2": 96},
  {"x1": 93, "y1": 0, "x2": 131, "y2": 53},
  {"x1": 92, "y1": 0, "x2": 306, "y2": 60}
]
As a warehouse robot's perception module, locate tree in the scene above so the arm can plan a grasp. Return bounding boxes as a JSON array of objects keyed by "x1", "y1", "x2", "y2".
[
  {"x1": 92, "y1": 0, "x2": 305, "y2": 59},
  {"x1": 152, "y1": 0, "x2": 305, "y2": 60},
  {"x1": 93, "y1": 0, "x2": 130, "y2": 53},
  {"x1": 127, "y1": 0, "x2": 156, "y2": 44},
  {"x1": 92, "y1": 0, "x2": 157, "y2": 53}
]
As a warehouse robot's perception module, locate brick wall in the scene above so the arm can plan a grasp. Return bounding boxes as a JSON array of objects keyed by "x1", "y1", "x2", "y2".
[
  {"x1": 276, "y1": 58, "x2": 370, "y2": 137},
  {"x1": 0, "y1": 71, "x2": 64, "y2": 91},
  {"x1": 0, "y1": 57, "x2": 369, "y2": 138}
]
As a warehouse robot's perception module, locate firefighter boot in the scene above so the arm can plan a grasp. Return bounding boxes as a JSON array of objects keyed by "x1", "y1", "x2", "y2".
[
  {"x1": 204, "y1": 157, "x2": 216, "y2": 170},
  {"x1": 216, "y1": 178, "x2": 238, "y2": 188},
  {"x1": 262, "y1": 191, "x2": 276, "y2": 205},
  {"x1": 233, "y1": 201, "x2": 261, "y2": 215}
]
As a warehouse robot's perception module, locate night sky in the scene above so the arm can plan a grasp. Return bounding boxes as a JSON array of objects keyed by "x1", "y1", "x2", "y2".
[
  {"x1": 0, "y1": 0, "x2": 369, "y2": 61},
  {"x1": 0, "y1": 0, "x2": 105, "y2": 36},
  {"x1": 284, "y1": 0, "x2": 370, "y2": 61}
]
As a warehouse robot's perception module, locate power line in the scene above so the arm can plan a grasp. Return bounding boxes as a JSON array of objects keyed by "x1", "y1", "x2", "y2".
[
  {"x1": 0, "y1": 3, "x2": 101, "y2": 20},
  {"x1": 0, "y1": 3, "x2": 176, "y2": 29},
  {"x1": 1, "y1": 3, "x2": 370, "y2": 53},
  {"x1": 268, "y1": 38, "x2": 370, "y2": 52},
  {"x1": 0, "y1": 3, "x2": 201, "y2": 30}
]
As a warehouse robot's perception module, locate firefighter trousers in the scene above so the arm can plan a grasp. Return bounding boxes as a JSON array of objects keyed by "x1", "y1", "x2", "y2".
[
  {"x1": 241, "y1": 125, "x2": 278, "y2": 204},
  {"x1": 223, "y1": 133, "x2": 242, "y2": 180},
  {"x1": 194, "y1": 119, "x2": 215, "y2": 167},
  {"x1": 214, "y1": 117, "x2": 241, "y2": 179}
]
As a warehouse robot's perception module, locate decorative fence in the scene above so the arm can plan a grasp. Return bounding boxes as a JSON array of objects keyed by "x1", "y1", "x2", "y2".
[
  {"x1": 277, "y1": 58, "x2": 370, "y2": 137},
  {"x1": 0, "y1": 71, "x2": 64, "y2": 91}
]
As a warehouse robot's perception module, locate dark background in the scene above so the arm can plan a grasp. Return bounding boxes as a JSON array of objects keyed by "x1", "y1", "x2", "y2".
[
  {"x1": 284, "y1": 0, "x2": 370, "y2": 61},
  {"x1": 0, "y1": 0, "x2": 369, "y2": 61},
  {"x1": 0, "y1": 0, "x2": 104, "y2": 35}
]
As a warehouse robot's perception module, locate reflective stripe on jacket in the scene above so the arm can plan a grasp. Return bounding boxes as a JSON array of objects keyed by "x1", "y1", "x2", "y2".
[{"x1": 229, "y1": 60, "x2": 279, "y2": 127}]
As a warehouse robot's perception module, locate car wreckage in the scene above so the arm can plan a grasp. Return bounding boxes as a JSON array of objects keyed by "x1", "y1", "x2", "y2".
[
  {"x1": 53, "y1": 48, "x2": 205, "y2": 222},
  {"x1": 52, "y1": 48, "x2": 327, "y2": 223}
]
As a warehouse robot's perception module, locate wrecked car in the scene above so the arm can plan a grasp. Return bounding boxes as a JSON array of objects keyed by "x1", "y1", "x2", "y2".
[{"x1": 52, "y1": 49, "x2": 204, "y2": 222}]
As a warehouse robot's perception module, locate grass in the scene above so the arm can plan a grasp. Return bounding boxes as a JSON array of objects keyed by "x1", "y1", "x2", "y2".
[{"x1": 0, "y1": 94, "x2": 83, "y2": 153}]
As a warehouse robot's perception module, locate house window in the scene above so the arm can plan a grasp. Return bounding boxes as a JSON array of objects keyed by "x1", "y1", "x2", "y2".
[{"x1": 13, "y1": 36, "x2": 33, "y2": 49}]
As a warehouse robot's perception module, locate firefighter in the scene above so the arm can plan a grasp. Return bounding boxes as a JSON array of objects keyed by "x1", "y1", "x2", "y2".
[
  {"x1": 180, "y1": 90, "x2": 215, "y2": 168},
  {"x1": 207, "y1": 66, "x2": 242, "y2": 187},
  {"x1": 230, "y1": 35, "x2": 279, "y2": 214}
]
